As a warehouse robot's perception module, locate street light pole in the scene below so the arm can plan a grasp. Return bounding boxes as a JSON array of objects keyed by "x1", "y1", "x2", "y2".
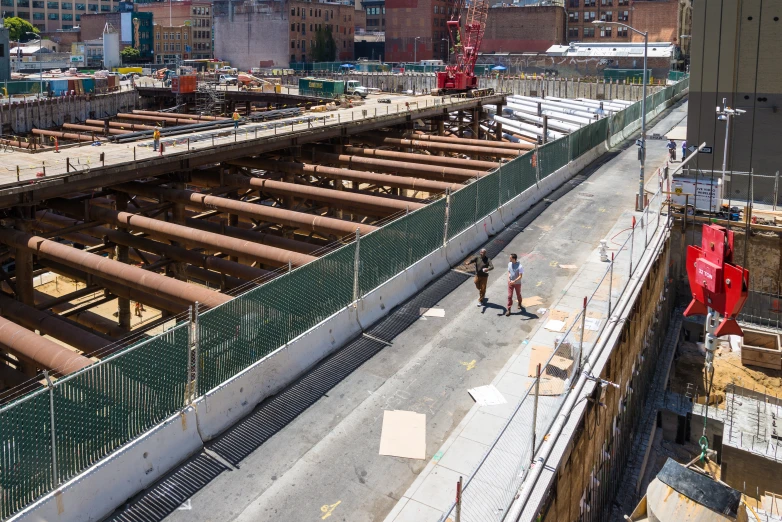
[
  {"x1": 414, "y1": 36, "x2": 420, "y2": 64},
  {"x1": 593, "y1": 20, "x2": 648, "y2": 210},
  {"x1": 27, "y1": 32, "x2": 43, "y2": 97},
  {"x1": 716, "y1": 98, "x2": 745, "y2": 213},
  {"x1": 441, "y1": 38, "x2": 449, "y2": 64}
]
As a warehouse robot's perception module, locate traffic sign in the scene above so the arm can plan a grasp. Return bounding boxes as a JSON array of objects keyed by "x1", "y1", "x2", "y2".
[{"x1": 688, "y1": 145, "x2": 713, "y2": 154}]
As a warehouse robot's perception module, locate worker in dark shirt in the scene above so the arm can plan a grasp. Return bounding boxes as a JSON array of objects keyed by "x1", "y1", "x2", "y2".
[{"x1": 469, "y1": 248, "x2": 494, "y2": 306}]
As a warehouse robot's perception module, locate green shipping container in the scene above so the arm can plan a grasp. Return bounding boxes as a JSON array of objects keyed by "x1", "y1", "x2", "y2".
[{"x1": 298, "y1": 77, "x2": 345, "y2": 98}]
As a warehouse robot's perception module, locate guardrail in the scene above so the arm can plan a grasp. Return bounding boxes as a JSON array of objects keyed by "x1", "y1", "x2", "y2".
[{"x1": 0, "y1": 77, "x2": 688, "y2": 521}]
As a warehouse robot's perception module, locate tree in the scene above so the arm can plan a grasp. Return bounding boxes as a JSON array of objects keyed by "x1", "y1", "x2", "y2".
[
  {"x1": 120, "y1": 47, "x2": 140, "y2": 64},
  {"x1": 4, "y1": 17, "x2": 38, "y2": 42},
  {"x1": 311, "y1": 26, "x2": 337, "y2": 62}
]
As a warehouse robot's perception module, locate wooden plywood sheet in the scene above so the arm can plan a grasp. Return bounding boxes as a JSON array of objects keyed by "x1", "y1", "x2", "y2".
[
  {"x1": 528, "y1": 345, "x2": 553, "y2": 376},
  {"x1": 379, "y1": 410, "x2": 426, "y2": 460}
]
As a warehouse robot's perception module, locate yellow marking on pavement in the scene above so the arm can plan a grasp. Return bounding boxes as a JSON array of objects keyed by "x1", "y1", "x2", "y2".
[
  {"x1": 321, "y1": 500, "x2": 341, "y2": 519},
  {"x1": 536, "y1": 281, "x2": 543, "y2": 287},
  {"x1": 460, "y1": 360, "x2": 476, "y2": 371},
  {"x1": 549, "y1": 260, "x2": 559, "y2": 267},
  {"x1": 598, "y1": 208, "x2": 606, "y2": 212},
  {"x1": 581, "y1": 225, "x2": 592, "y2": 229}
]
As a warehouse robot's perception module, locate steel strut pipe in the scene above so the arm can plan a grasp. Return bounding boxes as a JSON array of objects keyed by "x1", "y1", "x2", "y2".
[
  {"x1": 341, "y1": 146, "x2": 500, "y2": 171},
  {"x1": 0, "y1": 293, "x2": 110, "y2": 357},
  {"x1": 35, "y1": 212, "x2": 271, "y2": 282},
  {"x1": 116, "y1": 113, "x2": 227, "y2": 125},
  {"x1": 62, "y1": 123, "x2": 131, "y2": 135},
  {"x1": 183, "y1": 218, "x2": 324, "y2": 256},
  {"x1": 111, "y1": 182, "x2": 378, "y2": 238},
  {"x1": 375, "y1": 137, "x2": 525, "y2": 158},
  {"x1": 28, "y1": 289, "x2": 128, "y2": 338},
  {"x1": 47, "y1": 198, "x2": 320, "y2": 267},
  {"x1": 178, "y1": 175, "x2": 425, "y2": 217},
  {"x1": 131, "y1": 110, "x2": 228, "y2": 121},
  {"x1": 311, "y1": 151, "x2": 486, "y2": 182},
  {"x1": 222, "y1": 159, "x2": 459, "y2": 194},
  {"x1": 0, "y1": 314, "x2": 92, "y2": 375},
  {"x1": 404, "y1": 132, "x2": 535, "y2": 151},
  {"x1": 31, "y1": 128, "x2": 101, "y2": 142},
  {"x1": 0, "y1": 228, "x2": 230, "y2": 310},
  {"x1": 86, "y1": 119, "x2": 158, "y2": 131}
]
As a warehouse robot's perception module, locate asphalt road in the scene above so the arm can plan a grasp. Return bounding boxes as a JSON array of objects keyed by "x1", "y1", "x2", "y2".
[{"x1": 106, "y1": 99, "x2": 689, "y2": 522}]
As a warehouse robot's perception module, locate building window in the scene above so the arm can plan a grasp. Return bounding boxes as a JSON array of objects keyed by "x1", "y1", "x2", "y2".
[
  {"x1": 602, "y1": 11, "x2": 612, "y2": 21},
  {"x1": 75, "y1": 14, "x2": 79, "y2": 20},
  {"x1": 17, "y1": 0, "x2": 29, "y2": 6},
  {"x1": 618, "y1": 10, "x2": 628, "y2": 21},
  {"x1": 100, "y1": 4, "x2": 108, "y2": 10},
  {"x1": 48, "y1": 12, "x2": 57, "y2": 18},
  {"x1": 32, "y1": 0, "x2": 42, "y2": 6},
  {"x1": 584, "y1": 0, "x2": 595, "y2": 5},
  {"x1": 46, "y1": 0, "x2": 57, "y2": 7},
  {"x1": 617, "y1": 26, "x2": 627, "y2": 37},
  {"x1": 568, "y1": 11, "x2": 578, "y2": 22},
  {"x1": 75, "y1": 2, "x2": 83, "y2": 7},
  {"x1": 583, "y1": 26, "x2": 595, "y2": 37},
  {"x1": 176, "y1": 43, "x2": 181, "y2": 50},
  {"x1": 585, "y1": 11, "x2": 596, "y2": 21},
  {"x1": 88, "y1": 3, "x2": 96, "y2": 10},
  {"x1": 62, "y1": 13, "x2": 71, "y2": 19},
  {"x1": 16, "y1": 10, "x2": 28, "y2": 16},
  {"x1": 291, "y1": 40, "x2": 295, "y2": 48},
  {"x1": 61, "y1": 1, "x2": 70, "y2": 8},
  {"x1": 568, "y1": 0, "x2": 578, "y2": 6},
  {"x1": 176, "y1": 32, "x2": 180, "y2": 39},
  {"x1": 601, "y1": 0, "x2": 611, "y2": 4},
  {"x1": 618, "y1": 0, "x2": 628, "y2": 4},
  {"x1": 568, "y1": 27, "x2": 579, "y2": 39},
  {"x1": 183, "y1": 32, "x2": 187, "y2": 40},
  {"x1": 155, "y1": 42, "x2": 160, "y2": 51},
  {"x1": 600, "y1": 26, "x2": 612, "y2": 37},
  {"x1": 1, "y1": 0, "x2": 12, "y2": 6},
  {"x1": 33, "y1": 11, "x2": 44, "y2": 18},
  {"x1": 290, "y1": 23, "x2": 294, "y2": 30},
  {"x1": 164, "y1": 43, "x2": 168, "y2": 51}
]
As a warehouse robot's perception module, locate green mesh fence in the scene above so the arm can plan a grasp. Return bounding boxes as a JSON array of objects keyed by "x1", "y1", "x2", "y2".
[
  {"x1": 447, "y1": 181, "x2": 478, "y2": 240},
  {"x1": 498, "y1": 154, "x2": 536, "y2": 204},
  {"x1": 476, "y1": 170, "x2": 501, "y2": 219},
  {"x1": 53, "y1": 324, "x2": 189, "y2": 484},
  {"x1": 569, "y1": 127, "x2": 586, "y2": 161},
  {"x1": 0, "y1": 390, "x2": 53, "y2": 520},
  {"x1": 538, "y1": 137, "x2": 569, "y2": 177},
  {"x1": 358, "y1": 199, "x2": 446, "y2": 295}
]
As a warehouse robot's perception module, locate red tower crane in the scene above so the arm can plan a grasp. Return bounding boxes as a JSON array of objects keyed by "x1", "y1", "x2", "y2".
[{"x1": 436, "y1": 0, "x2": 494, "y2": 96}]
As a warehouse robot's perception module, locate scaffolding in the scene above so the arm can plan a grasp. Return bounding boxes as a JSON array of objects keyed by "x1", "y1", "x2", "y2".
[{"x1": 195, "y1": 81, "x2": 226, "y2": 116}]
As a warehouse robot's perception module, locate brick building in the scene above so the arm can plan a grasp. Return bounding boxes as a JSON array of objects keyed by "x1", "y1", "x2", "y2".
[
  {"x1": 213, "y1": 0, "x2": 354, "y2": 69},
  {"x1": 0, "y1": 0, "x2": 124, "y2": 32},
  {"x1": 135, "y1": 0, "x2": 212, "y2": 59},
  {"x1": 152, "y1": 23, "x2": 192, "y2": 63},
  {"x1": 565, "y1": 0, "x2": 690, "y2": 46},
  {"x1": 482, "y1": 5, "x2": 565, "y2": 54},
  {"x1": 385, "y1": 0, "x2": 457, "y2": 63}
]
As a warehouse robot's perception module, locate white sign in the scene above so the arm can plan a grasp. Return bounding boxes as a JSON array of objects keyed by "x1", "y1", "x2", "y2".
[{"x1": 70, "y1": 55, "x2": 84, "y2": 63}]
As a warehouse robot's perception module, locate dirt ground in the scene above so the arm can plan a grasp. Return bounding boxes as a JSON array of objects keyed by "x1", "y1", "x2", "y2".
[{"x1": 669, "y1": 340, "x2": 782, "y2": 408}]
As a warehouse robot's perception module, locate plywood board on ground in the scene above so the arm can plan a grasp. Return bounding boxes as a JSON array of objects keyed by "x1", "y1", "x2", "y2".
[
  {"x1": 522, "y1": 295, "x2": 543, "y2": 307},
  {"x1": 528, "y1": 345, "x2": 553, "y2": 376},
  {"x1": 379, "y1": 410, "x2": 426, "y2": 460}
]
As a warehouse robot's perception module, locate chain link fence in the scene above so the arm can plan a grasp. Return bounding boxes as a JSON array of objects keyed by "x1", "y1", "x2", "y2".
[{"x1": 0, "y1": 77, "x2": 689, "y2": 520}]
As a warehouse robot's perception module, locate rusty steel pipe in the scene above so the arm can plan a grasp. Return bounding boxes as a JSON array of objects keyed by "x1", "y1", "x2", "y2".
[
  {"x1": 35, "y1": 212, "x2": 271, "y2": 283},
  {"x1": 0, "y1": 228, "x2": 230, "y2": 309},
  {"x1": 311, "y1": 152, "x2": 485, "y2": 182},
  {"x1": 405, "y1": 132, "x2": 534, "y2": 151},
  {"x1": 0, "y1": 293, "x2": 110, "y2": 357},
  {"x1": 32, "y1": 128, "x2": 101, "y2": 142},
  {"x1": 110, "y1": 183, "x2": 378, "y2": 238},
  {"x1": 341, "y1": 146, "x2": 500, "y2": 171},
  {"x1": 132, "y1": 110, "x2": 228, "y2": 121},
  {"x1": 222, "y1": 159, "x2": 459, "y2": 194},
  {"x1": 27, "y1": 289, "x2": 128, "y2": 338},
  {"x1": 86, "y1": 119, "x2": 158, "y2": 132},
  {"x1": 0, "y1": 314, "x2": 92, "y2": 375},
  {"x1": 116, "y1": 113, "x2": 223, "y2": 125},
  {"x1": 48, "y1": 199, "x2": 319, "y2": 267},
  {"x1": 378, "y1": 137, "x2": 525, "y2": 158},
  {"x1": 62, "y1": 123, "x2": 131, "y2": 135},
  {"x1": 183, "y1": 218, "x2": 324, "y2": 255},
  {"x1": 173, "y1": 176, "x2": 424, "y2": 217}
]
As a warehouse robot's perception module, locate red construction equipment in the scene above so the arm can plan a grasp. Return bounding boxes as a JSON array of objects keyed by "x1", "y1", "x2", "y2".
[
  {"x1": 437, "y1": 0, "x2": 494, "y2": 96},
  {"x1": 683, "y1": 224, "x2": 749, "y2": 337}
]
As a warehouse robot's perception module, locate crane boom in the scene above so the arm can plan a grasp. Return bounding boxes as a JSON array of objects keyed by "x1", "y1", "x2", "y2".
[{"x1": 437, "y1": 0, "x2": 493, "y2": 95}]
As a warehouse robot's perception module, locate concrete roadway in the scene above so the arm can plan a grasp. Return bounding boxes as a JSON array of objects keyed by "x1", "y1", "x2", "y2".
[{"x1": 109, "y1": 100, "x2": 688, "y2": 522}]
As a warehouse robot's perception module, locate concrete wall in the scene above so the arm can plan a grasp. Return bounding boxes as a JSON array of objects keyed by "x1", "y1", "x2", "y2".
[
  {"x1": 483, "y1": 6, "x2": 566, "y2": 53},
  {"x1": 687, "y1": 0, "x2": 782, "y2": 176},
  {"x1": 214, "y1": 11, "x2": 290, "y2": 70},
  {"x1": 0, "y1": 90, "x2": 138, "y2": 134},
  {"x1": 722, "y1": 443, "x2": 782, "y2": 499}
]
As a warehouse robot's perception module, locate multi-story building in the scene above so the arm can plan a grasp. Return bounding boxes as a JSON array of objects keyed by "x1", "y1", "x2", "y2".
[
  {"x1": 361, "y1": 0, "x2": 384, "y2": 32},
  {"x1": 135, "y1": 0, "x2": 212, "y2": 59},
  {"x1": 213, "y1": 0, "x2": 355, "y2": 69},
  {"x1": 385, "y1": 0, "x2": 457, "y2": 63},
  {"x1": 152, "y1": 23, "x2": 192, "y2": 63},
  {"x1": 0, "y1": 0, "x2": 123, "y2": 32},
  {"x1": 483, "y1": 5, "x2": 565, "y2": 54},
  {"x1": 564, "y1": 0, "x2": 690, "y2": 46}
]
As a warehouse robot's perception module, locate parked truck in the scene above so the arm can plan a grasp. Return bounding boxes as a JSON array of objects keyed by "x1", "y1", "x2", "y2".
[{"x1": 298, "y1": 77, "x2": 369, "y2": 98}]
